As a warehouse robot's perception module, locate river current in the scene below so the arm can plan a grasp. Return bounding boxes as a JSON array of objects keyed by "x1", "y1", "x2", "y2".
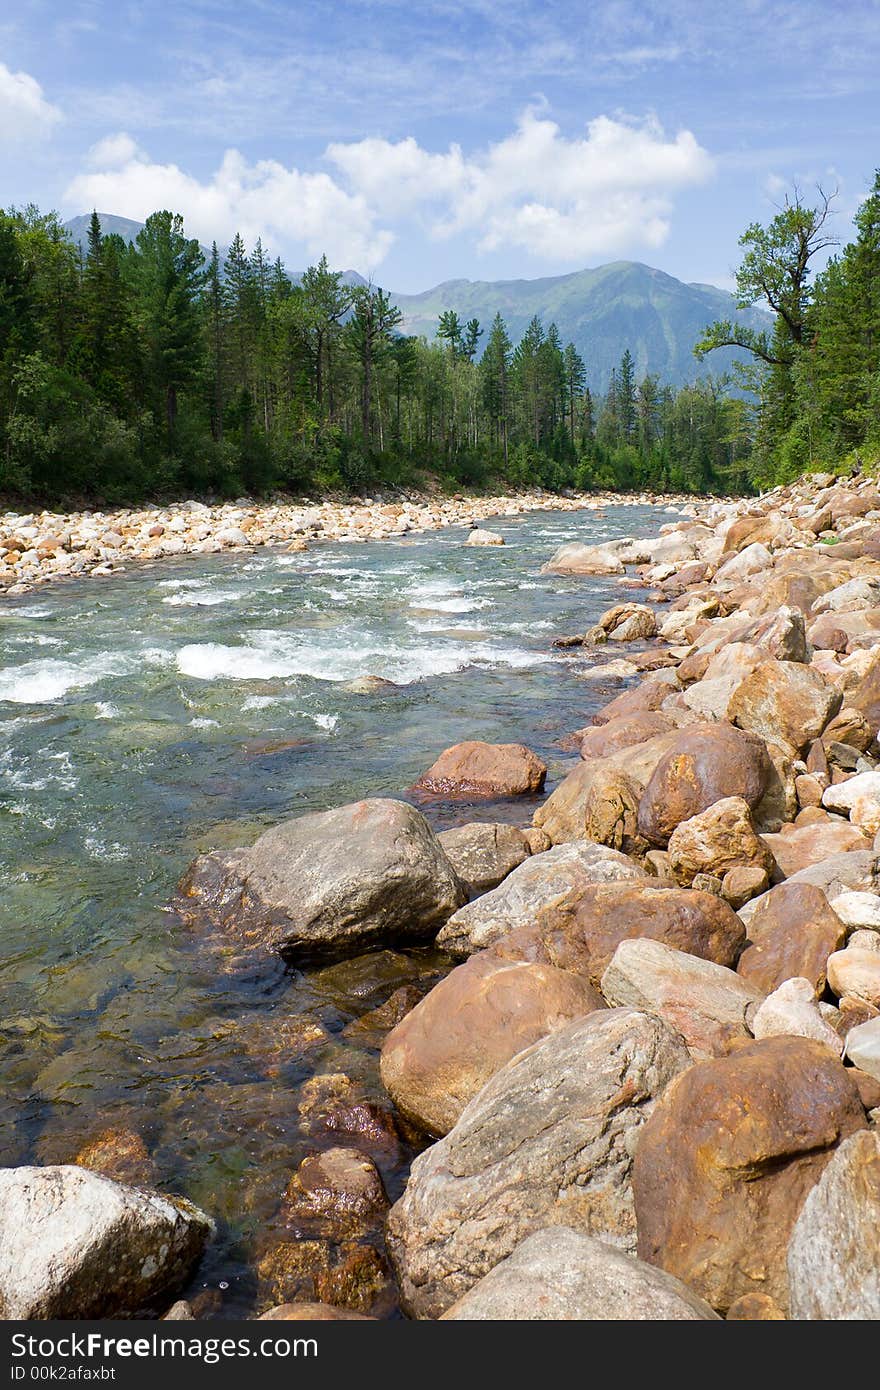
[{"x1": 0, "y1": 500, "x2": 680, "y2": 1315}]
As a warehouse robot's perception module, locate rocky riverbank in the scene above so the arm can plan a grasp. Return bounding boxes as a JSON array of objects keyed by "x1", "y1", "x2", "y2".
[
  {"x1": 3, "y1": 466, "x2": 880, "y2": 1321},
  {"x1": 0, "y1": 488, "x2": 694, "y2": 597}
]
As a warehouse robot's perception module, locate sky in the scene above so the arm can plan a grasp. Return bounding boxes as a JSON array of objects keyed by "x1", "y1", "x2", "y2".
[{"x1": 1, "y1": 0, "x2": 878, "y2": 293}]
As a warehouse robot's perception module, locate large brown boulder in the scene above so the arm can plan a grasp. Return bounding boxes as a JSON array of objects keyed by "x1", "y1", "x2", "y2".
[
  {"x1": 414, "y1": 741, "x2": 547, "y2": 797},
  {"x1": 436, "y1": 841, "x2": 647, "y2": 957},
  {"x1": 761, "y1": 818, "x2": 871, "y2": 878},
  {"x1": 386, "y1": 1009, "x2": 692, "y2": 1318},
  {"x1": 601, "y1": 938, "x2": 762, "y2": 1059},
  {"x1": 787, "y1": 1130, "x2": 880, "y2": 1319},
  {"x1": 729, "y1": 659, "x2": 842, "y2": 753},
  {"x1": 437, "y1": 822, "x2": 531, "y2": 896},
  {"x1": 441, "y1": 1228, "x2": 719, "y2": 1321},
  {"x1": 850, "y1": 648, "x2": 880, "y2": 734},
  {"x1": 637, "y1": 723, "x2": 773, "y2": 847},
  {"x1": 177, "y1": 798, "x2": 466, "y2": 961},
  {"x1": 535, "y1": 730, "x2": 680, "y2": 843},
  {"x1": 667, "y1": 796, "x2": 775, "y2": 885},
  {"x1": 493, "y1": 881, "x2": 745, "y2": 988},
  {"x1": 590, "y1": 669, "x2": 681, "y2": 725},
  {"x1": 380, "y1": 953, "x2": 603, "y2": 1136},
  {"x1": 736, "y1": 881, "x2": 847, "y2": 995},
  {"x1": 633, "y1": 1036, "x2": 867, "y2": 1313}
]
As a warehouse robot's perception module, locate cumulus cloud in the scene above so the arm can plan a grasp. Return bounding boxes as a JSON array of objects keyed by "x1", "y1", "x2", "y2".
[
  {"x1": 66, "y1": 108, "x2": 711, "y2": 270},
  {"x1": 328, "y1": 110, "x2": 713, "y2": 261},
  {"x1": 0, "y1": 61, "x2": 61, "y2": 143},
  {"x1": 65, "y1": 143, "x2": 393, "y2": 269}
]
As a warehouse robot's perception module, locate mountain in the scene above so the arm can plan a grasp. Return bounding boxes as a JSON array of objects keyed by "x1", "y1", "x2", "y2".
[
  {"x1": 63, "y1": 215, "x2": 763, "y2": 392},
  {"x1": 390, "y1": 261, "x2": 767, "y2": 392},
  {"x1": 63, "y1": 212, "x2": 147, "y2": 248}
]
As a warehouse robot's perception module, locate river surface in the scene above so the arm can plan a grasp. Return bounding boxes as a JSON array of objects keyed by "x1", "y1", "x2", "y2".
[{"x1": 0, "y1": 500, "x2": 679, "y2": 1316}]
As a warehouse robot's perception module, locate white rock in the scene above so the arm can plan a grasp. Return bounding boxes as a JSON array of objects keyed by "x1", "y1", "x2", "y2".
[
  {"x1": 843, "y1": 1015, "x2": 880, "y2": 1080},
  {"x1": 787, "y1": 1131, "x2": 880, "y2": 1319},
  {"x1": 830, "y1": 890, "x2": 880, "y2": 933},
  {"x1": 0, "y1": 1165, "x2": 213, "y2": 1319},
  {"x1": 823, "y1": 771, "x2": 880, "y2": 835},
  {"x1": 465, "y1": 529, "x2": 505, "y2": 546},
  {"x1": 750, "y1": 977, "x2": 843, "y2": 1052}
]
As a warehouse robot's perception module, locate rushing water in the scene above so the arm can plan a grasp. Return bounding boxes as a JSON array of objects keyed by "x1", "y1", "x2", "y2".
[{"x1": 0, "y1": 500, "x2": 680, "y2": 1316}]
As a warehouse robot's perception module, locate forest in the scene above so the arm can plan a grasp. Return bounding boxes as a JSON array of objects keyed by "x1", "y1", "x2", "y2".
[{"x1": 0, "y1": 171, "x2": 878, "y2": 504}]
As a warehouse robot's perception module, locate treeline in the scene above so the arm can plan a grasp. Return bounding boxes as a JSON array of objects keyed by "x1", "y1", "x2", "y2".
[
  {"x1": 0, "y1": 204, "x2": 751, "y2": 503},
  {"x1": 698, "y1": 171, "x2": 880, "y2": 487}
]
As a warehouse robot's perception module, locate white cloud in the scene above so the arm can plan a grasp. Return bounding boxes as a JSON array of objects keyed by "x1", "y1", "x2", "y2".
[
  {"x1": 65, "y1": 108, "x2": 712, "y2": 271},
  {"x1": 65, "y1": 143, "x2": 393, "y2": 269},
  {"x1": 87, "y1": 132, "x2": 141, "y2": 168},
  {"x1": 327, "y1": 109, "x2": 713, "y2": 261},
  {"x1": 0, "y1": 61, "x2": 61, "y2": 143}
]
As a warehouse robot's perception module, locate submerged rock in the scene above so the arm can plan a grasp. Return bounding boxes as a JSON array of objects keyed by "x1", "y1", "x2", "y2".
[
  {"x1": 0, "y1": 1165, "x2": 214, "y2": 1319},
  {"x1": 178, "y1": 798, "x2": 466, "y2": 962},
  {"x1": 414, "y1": 740, "x2": 547, "y2": 797}
]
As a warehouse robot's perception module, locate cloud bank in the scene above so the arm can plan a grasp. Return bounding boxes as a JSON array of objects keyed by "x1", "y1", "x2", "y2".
[
  {"x1": 66, "y1": 109, "x2": 713, "y2": 270},
  {"x1": 0, "y1": 62, "x2": 62, "y2": 144}
]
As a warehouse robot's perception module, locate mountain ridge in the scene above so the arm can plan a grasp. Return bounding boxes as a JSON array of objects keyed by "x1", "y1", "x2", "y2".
[{"x1": 63, "y1": 214, "x2": 764, "y2": 392}]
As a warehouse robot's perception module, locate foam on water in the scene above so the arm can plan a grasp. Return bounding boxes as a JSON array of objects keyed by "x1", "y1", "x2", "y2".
[
  {"x1": 162, "y1": 589, "x2": 243, "y2": 607},
  {"x1": 0, "y1": 655, "x2": 125, "y2": 705}
]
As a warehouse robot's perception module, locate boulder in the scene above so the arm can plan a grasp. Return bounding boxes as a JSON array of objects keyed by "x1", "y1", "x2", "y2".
[
  {"x1": 827, "y1": 940, "x2": 880, "y2": 1007},
  {"x1": 590, "y1": 669, "x2": 681, "y2": 725},
  {"x1": 761, "y1": 818, "x2": 872, "y2": 878},
  {"x1": 465, "y1": 528, "x2": 504, "y2": 546},
  {"x1": 595, "y1": 603, "x2": 657, "y2": 641},
  {"x1": 380, "y1": 953, "x2": 603, "y2": 1136},
  {"x1": 637, "y1": 723, "x2": 773, "y2": 846},
  {"x1": 541, "y1": 543, "x2": 625, "y2": 576},
  {"x1": 583, "y1": 767, "x2": 645, "y2": 855},
  {"x1": 736, "y1": 882, "x2": 847, "y2": 994},
  {"x1": 721, "y1": 864, "x2": 770, "y2": 909},
  {"x1": 844, "y1": 1016, "x2": 880, "y2": 1080},
  {"x1": 0, "y1": 1166, "x2": 213, "y2": 1319},
  {"x1": 850, "y1": 648, "x2": 880, "y2": 734},
  {"x1": 600, "y1": 938, "x2": 761, "y2": 1059},
  {"x1": 260, "y1": 1302, "x2": 373, "y2": 1320},
  {"x1": 575, "y1": 711, "x2": 672, "y2": 761},
  {"x1": 386, "y1": 1009, "x2": 691, "y2": 1318},
  {"x1": 782, "y1": 848, "x2": 880, "y2": 901},
  {"x1": 535, "y1": 730, "x2": 680, "y2": 843},
  {"x1": 414, "y1": 741, "x2": 547, "y2": 798},
  {"x1": 750, "y1": 977, "x2": 843, "y2": 1052},
  {"x1": 441, "y1": 1228, "x2": 719, "y2": 1321},
  {"x1": 832, "y1": 889, "x2": 880, "y2": 932},
  {"x1": 787, "y1": 1131, "x2": 880, "y2": 1319},
  {"x1": 667, "y1": 796, "x2": 775, "y2": 886},
  {"x1": 729, "y1": 659, "x2": 842, "y2": 753},
  {"x1": 281, "y1": 1148, "x2": 388, "y2": 1236},
  {"x1": 633, "y1": 1037, "x2": 867, "y2": 1313},
  {"x1": 436, "y1": 841, "x2": 647, "y2": 957},
  {"x1": 437, "y1": 822, "x2": 531, "y2": 896},
  {"x1": 178, "y1": 798, "x2": 466, "y2": 961},
  {"x1": 823, "y1": 769, "x2": 880, "y2": 835},
  {"x1": 714, "y1": 541, "x2": 773, "y2": 587},
  {"x1": 493, "y1": 882, "x2": 745, "y2": 988}
]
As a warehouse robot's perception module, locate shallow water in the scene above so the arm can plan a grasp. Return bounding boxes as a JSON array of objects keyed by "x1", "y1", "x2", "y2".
[{"x1": 0, "y1": 501, "x2": 679, "y2": 1315}]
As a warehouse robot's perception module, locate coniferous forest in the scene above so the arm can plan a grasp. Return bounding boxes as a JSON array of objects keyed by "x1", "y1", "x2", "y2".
[{"x1": 1, "y1": 172, "x2": 878, "y2": 505}]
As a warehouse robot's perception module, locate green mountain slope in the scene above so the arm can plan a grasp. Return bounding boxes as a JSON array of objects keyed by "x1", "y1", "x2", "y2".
[{"x1": 390, "y1": 261, "x2": 766, "y2": 391}]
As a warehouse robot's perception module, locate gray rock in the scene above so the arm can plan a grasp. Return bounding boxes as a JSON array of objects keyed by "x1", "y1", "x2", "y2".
[
  {"x1": 436, "y1": 840, "x2": 646, "y2": 957},
  {"x1": 600, "y1": 938, "x2": 762, "y2": 1059},
  {"x1": 178, "y1": 798, "x2": 466, "y2": 961},
  {"x1": 787, "y1": 1130, "x2": 880, "y2": 1319},
  {"x1": 385, "y1": 1008, "x2": 691, "y2": 1318},
  {"x1": 0, "y1": 1165, "x2": 213, "y2": 1319},
  {"x1": 441, "y1": 1228, "x2": 719, "y2": 1320},
  {"x1": 437, "y1": 822, "x2": 531, "y2": 897}
]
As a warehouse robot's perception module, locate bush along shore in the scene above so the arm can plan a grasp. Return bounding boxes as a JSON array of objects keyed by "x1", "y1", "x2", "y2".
[
  {"x1": 3, "y1": 466, "x2": 880, "y2": 1322},
  {"x1": 0, "y1": 486, "x2": 695, "y2": 597}
]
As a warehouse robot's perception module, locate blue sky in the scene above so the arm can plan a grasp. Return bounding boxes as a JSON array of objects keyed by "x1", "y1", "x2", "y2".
[{"x1": 1, "y1": 0, "x2": 878, "y2": 292}]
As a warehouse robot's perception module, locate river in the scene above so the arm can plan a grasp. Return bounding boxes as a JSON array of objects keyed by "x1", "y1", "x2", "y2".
[{"x1": 0, "y1": 499, "x2": 680, "y2": 1315}]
